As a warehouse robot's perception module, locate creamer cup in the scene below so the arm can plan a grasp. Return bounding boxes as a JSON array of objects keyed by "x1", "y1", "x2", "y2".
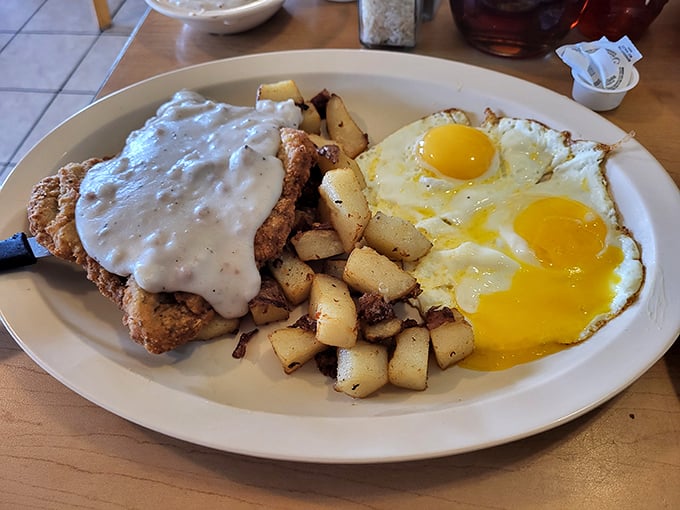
[
  {"x1": 571, "y1": 66, "x2": 639, "y2": 111},
  {"x1": 557, "y1": 36, "x2": 642, "y2": 111}
]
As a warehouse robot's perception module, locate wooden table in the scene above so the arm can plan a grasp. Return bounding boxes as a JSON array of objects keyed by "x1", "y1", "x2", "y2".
[{"x1": 3, "y1": 1, "x2": 679, "y2": 508}]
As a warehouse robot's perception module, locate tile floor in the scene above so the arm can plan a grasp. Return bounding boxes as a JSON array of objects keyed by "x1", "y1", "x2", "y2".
[{"x1": 0, "y1": 0, "x2": 149, "y2": 186}]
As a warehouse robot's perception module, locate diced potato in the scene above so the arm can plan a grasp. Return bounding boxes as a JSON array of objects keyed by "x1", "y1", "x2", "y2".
[
  {"x1": 316, "y1": 193, "x2": 332, "y2": 224},
  {"x1": 306, "y1": 133, "x2": 333, "y2": 147},
  {"x1": 248, "y1": 277, "x2": 290, "y2": 326},
  {"x1": 451, "y1": 307, "x2": 466, "y2": 322},
  {"x1": 363, "y1": 211, "x2": 432, "y2": 261},
  {"x1": 362, "y1": 317, "x2": 403, "y2": 341},
  {"x1": 256, "y1": 79, "x2": 304, "y2": 104},
  {"x1": 319, "y1": 168, "x2": 371, "y2": 253},
  {"x1": 315, "y1": 143, "x2": 366, "y2": 188},
  {"x1": 307, "y1": 133, "x2": 367, "y2": 189},
  {"x1": 323, "y1": 259, "x2": 347, "y2": 280},
  {"x1": 256, "y1": 80, "x2": 320, "y2": 133},
  {"x1": 269, "y1": 326, "x2": 327, "y2": 374},
  {"x1": 195, "y1": 315, "x2": 240, "y2": 340},
  {"x1": 300, "y1": 101, "x2": 322, "y2": 134},
  {"x1": 325, "y1": 94, "x2": 369, "y2": 158},
  {"x1": 308, "y1": 274, "x2": 358, "y2": 348},
  {"x1": 268, "y1": 248, "x2": 315, "y2": 306},
  {"x1": 429, "y1": 319, "x2": 474, "y2": 370},
  {"x1": 335, "y1": 341, "x2": 389, "y2": 398},
  {"x1": 291, "y1": 227, "x2": 345, "y2": 261},
  {"x1": 343, "y1": 246, "x2": 419, "y2": 302},
  {"x1": 388, "y1": 327, "x2": 430, "y2": 390},
  {"x1": 309, "y1": 88, "x2": 331, "y2": 118}
]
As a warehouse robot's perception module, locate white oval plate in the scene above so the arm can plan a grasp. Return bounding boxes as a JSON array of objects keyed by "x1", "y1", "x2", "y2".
[{"x1": 1, "y1": 50, "x2": 679, "y2": 463}]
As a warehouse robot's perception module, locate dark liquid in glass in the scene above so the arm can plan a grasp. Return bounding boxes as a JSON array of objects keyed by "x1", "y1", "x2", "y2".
[
  {"x1": 577, "y1": 0, "x2": 668, "y2": 41},
  {"x1": 450, "y1": 0, "x2": 587, "y2": 58}
]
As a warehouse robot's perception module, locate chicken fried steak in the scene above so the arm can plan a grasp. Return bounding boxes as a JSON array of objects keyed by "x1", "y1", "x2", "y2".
[{"x1": 27, "y1": 127, "x2": 317, "y2": 354}]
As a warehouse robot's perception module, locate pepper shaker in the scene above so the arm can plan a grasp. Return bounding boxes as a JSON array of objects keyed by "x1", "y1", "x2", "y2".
[{"x1": 358, "y1": 0, "x2": 422, "y2": 49}]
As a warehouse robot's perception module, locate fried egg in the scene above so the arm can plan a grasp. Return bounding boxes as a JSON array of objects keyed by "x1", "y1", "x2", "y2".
[{"x1": 356, "y1": 109, "x2": 644, "y2": 371}]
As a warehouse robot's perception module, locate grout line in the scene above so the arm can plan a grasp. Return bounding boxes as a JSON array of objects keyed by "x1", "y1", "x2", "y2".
[
  {"x1": 0, "y1": 0, "x2": 47, "y2": 51},
  {"x1": 13, "y1": 0, "x2": 48, "y2": 31},
  {"x1": 4, "y1": 32, "x2": 102, "y2": 166},
  {"x1": 95, "y1": 6, "x2": 151, "y2": 99},
  {"x1": 12, "y1": 29, "x2": 107, "y2": 35},
  {"x1": 1, "y1": 0, "x2": 147, "y2": 173},
  {"x1": 0, "y1": 87, "x2": 95, "y2": 94}
]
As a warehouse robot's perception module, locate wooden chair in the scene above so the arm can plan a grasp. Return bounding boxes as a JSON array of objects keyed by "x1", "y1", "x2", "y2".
[{"x1": 93, "y1": 0, "x2": 112, "y2": 30}]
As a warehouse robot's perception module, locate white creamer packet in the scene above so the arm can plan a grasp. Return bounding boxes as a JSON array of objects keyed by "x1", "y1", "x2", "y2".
[{"x1": 556, "y1": 36, "x2": 642, "y2": 90}]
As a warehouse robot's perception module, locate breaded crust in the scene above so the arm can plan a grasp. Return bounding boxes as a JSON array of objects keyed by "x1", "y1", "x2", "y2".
[
  {"x1": 254, "y1": 127, "x2": 317, "y2": 265},
  {"x1": 27, "y1": 127, "x2": 317, "y2": 354}
]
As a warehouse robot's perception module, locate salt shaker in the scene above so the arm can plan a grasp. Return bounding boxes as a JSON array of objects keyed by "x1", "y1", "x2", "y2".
[{"x1": 358, "y1": 0, "x2": 422, "y2": 49}]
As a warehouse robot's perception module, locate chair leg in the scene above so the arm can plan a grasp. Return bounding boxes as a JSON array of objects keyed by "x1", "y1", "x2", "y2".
[{"x1": 93, "y1": 0, "x2": 112, "y2": 30}]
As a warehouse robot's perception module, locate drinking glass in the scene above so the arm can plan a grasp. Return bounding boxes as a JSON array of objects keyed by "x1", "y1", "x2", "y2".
[
  {"x1": 577, "y1": 0, "x2": 669, "y2": 41},
  {"x1": 450, "y1": 0, "x2": 587, "y2": 58}
]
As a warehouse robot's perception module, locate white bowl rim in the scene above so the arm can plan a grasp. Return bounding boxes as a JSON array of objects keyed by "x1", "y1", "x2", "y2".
[{"x1": 146, "y1": 0, "x2": 283, "y2": 19}]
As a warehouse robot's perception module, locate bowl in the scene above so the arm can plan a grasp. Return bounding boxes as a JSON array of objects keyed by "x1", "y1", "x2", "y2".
[{"x1": 145, "y1": 0, "x2": 285, "y2": 34}]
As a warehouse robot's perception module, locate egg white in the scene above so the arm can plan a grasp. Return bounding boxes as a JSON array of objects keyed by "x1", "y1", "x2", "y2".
[
  {"x1": 358, "y1": 109, "x2": 499, "y2": 226},
  {"x1": 357, "y1": 108, "x2": 644, "y2": 362}
]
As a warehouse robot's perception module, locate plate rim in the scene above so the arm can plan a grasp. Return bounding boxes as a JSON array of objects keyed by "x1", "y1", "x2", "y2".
[{"x1": 1, "y1": 49, "x2": 679, "y2": 464}]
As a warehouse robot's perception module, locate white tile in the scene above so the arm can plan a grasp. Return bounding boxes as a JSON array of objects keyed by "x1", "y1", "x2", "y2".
[
  {"x1": 0, "y1": 33, "x2": 96, "y2": 90},
  {"x1": 16, "y1": 93, "x2": 94, "y2": 162},
  {"x1": 24, "y1": 0, "x2": 122, "y2": 34},
  {"x1": 109, "y1": 0, "x2": 127, "y2": 16},
  {"x1": 108, "y1": 0, "x2": 148, "y2": 35},
  {"x1": 0, "y1": 33, "x2": 13, "y2": 51},
  {"x1": 0, "y1": 91, "x2": 53, "y2": 162},
  {"x1": 0, "y1": 0, "x2": 147, "y2": 172},
  {"x1": 0, "y1": 0, "x2": 44, "y2": 32},
  {"x1": 64, "y1": 35, "x2": 129, "y2": 92}
]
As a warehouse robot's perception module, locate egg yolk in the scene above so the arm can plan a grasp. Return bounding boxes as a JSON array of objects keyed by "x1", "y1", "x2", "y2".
[
  {"x1": 417, "y1": 124, "x2": 495, "y2": 180},
  {"x1": 460, "y1": 197, "x2": 624, "y2": 371}
]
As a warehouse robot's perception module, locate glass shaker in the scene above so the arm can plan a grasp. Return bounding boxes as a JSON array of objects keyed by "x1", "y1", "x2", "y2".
[{"x1": 358, "y1": 0, "x2": 422, "y2": 49}]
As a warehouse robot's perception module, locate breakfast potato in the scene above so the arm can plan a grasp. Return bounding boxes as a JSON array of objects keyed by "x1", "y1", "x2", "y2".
[
  {"x1": 300, "y1": 102, "x2": 322, "y2": 135},
  {"x1": 319, "y1": 168, "x2": 371, "y2": 252},
  {"x1": 388, "y1": 327, "x2": 430, "y2": 391},
  {"x1": 309, "y1": 274, "x2": 358, "y2": 348},
  {"x1": 306, "y1": 133, "x2": 332, "y2": 147},
  {"x1": 195, "y1": 315, "x2": 240, "y2": 340},
  {"x1": 343, "y1": 246, "x2": 419, "y2": 302},
  {"x1": 308, "y1": 134, "x2": 366, "y2": 188},
  {"x1": 323, "y1": 258, "x2": 347, "y2": 280},
  {"x1": 256, "y1": 79, "x2": 305, "y2": 105},
  {"x1": 325, "y1": 93, "x2": 369, "y2": 158},
  {"x1": 256, "y1": 79, "x2": 320, "y2": 133},
  {"x1": 335, "y1": 341, "x2": 389, "y2": 398},
  {"x1": 248, "y1": 277, "x2": 290, "y2": 326},
  {"x1": 309, "y1": 88, "x2": 331, "y2": 118},
  {"x1": 291, "y1": 227, "x2": 345, "y2": 261},
  {"x1": 362, "y1": 316, "x2": 403, "y2": 341},
  {"x1": 429, "y1": 316, "x2": 474, "y2": 370},
  {"x1": 269, "y1": 326, "x2": 327, "y2": 374},
  {"x1": 268, "y1": 248, "x2": 315, "y2": 305},
  {"x1": 363, "y1": 211, "x2": 432, "y2": 261}
]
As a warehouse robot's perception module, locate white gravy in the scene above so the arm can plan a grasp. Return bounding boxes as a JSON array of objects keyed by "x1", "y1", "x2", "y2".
[{"x1": 75, "y1": 90, "x2": 302, "y2": 318}]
